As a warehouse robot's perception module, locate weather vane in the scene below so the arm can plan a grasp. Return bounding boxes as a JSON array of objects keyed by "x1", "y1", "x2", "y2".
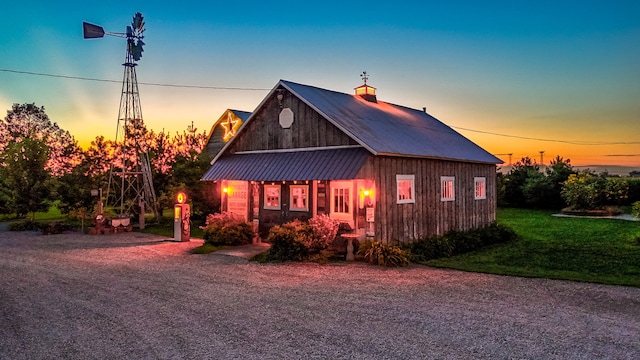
[{"x1": 361, "y1": 71, "x2": 369, "y2": 85}]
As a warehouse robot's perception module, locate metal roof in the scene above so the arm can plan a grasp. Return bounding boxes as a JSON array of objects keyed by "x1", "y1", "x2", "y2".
[
  {"x1": 280, "y1": 80, "x2": 502, "y2": 164},
  {"x1": 201, "y1": 147, "x2": 370, "y2": 181}
]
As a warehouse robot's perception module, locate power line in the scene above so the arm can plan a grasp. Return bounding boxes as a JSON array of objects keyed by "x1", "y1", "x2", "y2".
[
  {"x1": 451, "y1": 126, "x2": 640, "y2": 146},
  {"x1": 2, "y1": 67, "x2": 639, "y2": 146},
  {"x1": 0, "y1": 68, "x2": 270, "y2": 91}
]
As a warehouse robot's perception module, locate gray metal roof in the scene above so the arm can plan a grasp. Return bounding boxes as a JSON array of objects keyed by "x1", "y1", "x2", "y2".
[
  {"x1": 280, "y1": 80, "x2": 502, "y2": 164},
  {"x1": 228, "y1": 109, "x2": 252, "y2": 122},
  {"x1": 202, "y1": 147, "x2": 370, "y2": 181}
]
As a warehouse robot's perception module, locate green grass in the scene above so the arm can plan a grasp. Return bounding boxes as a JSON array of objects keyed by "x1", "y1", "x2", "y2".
[
  {"x1": 426, "y1": 208, "x2": 640, "y2": 287},
  {"x1": 139, "y1": 218, "x2": 206, "y2": 239},
  {"x1": 192, "y1": 243, "x2": 221, "y2": 254}
]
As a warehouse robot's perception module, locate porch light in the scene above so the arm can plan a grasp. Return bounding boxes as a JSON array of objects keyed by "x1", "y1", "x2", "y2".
[{"x1": 223, "y1": 187, "x2": 229, "y2": 194}]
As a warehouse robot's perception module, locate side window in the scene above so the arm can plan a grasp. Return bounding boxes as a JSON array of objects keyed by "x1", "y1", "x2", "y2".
[
  {"x1": 474, "y1": 177, "x2": 486, "y2": 200},
  {"x1": 441, "y1": 176, "x2": 455, "y2": 202},
  {"x1": 264, "y1": 185, "x2": 281, "y2": 210},
  {"x1": 290, "y1": 185, "x2": 309, "y2": 211},
  {"x1": 396, "y1": 175, "x2": 415, "y2": 204}
]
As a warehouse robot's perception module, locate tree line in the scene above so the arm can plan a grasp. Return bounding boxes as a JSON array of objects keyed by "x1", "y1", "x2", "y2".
[
  {"x1": 498, "y1": 156, "x2": 640, "y2": 211},
  {"x1": 0, "y1": 103, "x2": 215, "y2": 221}
]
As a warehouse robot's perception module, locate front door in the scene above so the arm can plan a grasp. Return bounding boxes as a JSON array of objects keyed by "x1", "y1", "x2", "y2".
[
  {"x1": 258, "y1": 182, "x2": 313, "y2": 236},
  {"x1": 330, "y1": 180, "x2": 355, "y2": 229}
]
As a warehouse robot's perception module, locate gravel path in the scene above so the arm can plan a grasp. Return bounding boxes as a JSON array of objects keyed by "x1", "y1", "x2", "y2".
[{"x1": 1, "y1": 231, "x2": 638, "y2": 359}]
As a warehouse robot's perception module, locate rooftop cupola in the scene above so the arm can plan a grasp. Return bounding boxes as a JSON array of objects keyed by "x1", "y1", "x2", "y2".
[{"x1": 354, "y1": 71, "x2": 377, "y2": 103}]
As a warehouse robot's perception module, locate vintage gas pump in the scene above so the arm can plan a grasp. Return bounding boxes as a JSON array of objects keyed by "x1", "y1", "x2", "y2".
[{"x1": 174, "y1": 192, "x2": 190, "y2": 242}]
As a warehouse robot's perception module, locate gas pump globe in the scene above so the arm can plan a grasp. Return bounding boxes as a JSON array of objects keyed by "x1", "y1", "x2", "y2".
[{"x1": 174, "y1": 192, "x2": 190, "y2": 242}]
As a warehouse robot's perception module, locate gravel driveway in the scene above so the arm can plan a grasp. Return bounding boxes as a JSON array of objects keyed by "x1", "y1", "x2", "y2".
[{"x1": 1, "y1": 231, "x2": 638, "y2": 359}]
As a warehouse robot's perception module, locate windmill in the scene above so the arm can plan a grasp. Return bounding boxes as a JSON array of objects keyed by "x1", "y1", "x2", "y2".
[{"x1": 83, "y1": 13, "x2": 159, "y2": 222}]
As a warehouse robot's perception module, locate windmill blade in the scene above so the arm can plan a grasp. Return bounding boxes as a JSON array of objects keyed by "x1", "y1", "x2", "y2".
[{"x1": 83, "y1": 22, "x2": 105, "y2": 39}]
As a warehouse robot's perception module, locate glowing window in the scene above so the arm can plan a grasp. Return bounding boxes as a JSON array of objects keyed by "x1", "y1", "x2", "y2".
[
  {"x1": 474, "y1": 177, "x2": 486, "y2": 200},
  {"x1": 264, "y1": 185, "x2": 281, "y2": 210},
  {"x1": 441, "y1": 176, "x2": 455, "y2": 202},
  {"x1": 290, "y1": 185, "x2": 309, "y2": 211},
  {"x1": 330, "y1": 181, "x2": 353, "y2": 223},
  {"x1": 396, "y1": 174, "x2": 415, "y2": 204}
]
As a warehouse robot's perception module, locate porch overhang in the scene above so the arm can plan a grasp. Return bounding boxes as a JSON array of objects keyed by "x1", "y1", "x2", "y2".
[{"x1": 201, "y1": 147, "x2": 370, "y2": 182}]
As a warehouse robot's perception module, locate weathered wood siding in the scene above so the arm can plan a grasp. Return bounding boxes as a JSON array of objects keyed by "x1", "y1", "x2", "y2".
[
  {"x1": 357, "y1": 156, "x2": 497, "y2": 245},
  {"x1": 205, "y1": 124, "x2": 228, "y2": 158},
  {"x1": 227, "y1": 90, "x2": 357, "y2": 153}
]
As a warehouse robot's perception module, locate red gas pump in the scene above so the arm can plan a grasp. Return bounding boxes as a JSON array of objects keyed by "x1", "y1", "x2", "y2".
[{"x1": 174, "y1": 192, "x2": 190, "y2": 242}]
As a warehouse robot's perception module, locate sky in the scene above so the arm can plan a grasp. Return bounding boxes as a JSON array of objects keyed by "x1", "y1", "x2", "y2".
[{"x1": 1, "y1": 1, "x2": 639, "y2": 168}]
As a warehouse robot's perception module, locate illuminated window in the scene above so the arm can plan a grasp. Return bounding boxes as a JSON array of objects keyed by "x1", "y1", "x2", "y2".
[
  {"x1": 330, "y1": 181, "x2": 353, "y2": 223},
  {"x1": 264, "y1": 185, "x2": 281, "y2": 210},
  {"x1": 396, "y1": 175, "x2": 415, "y2": 204},
  {"x1": 290, "y1": 185, "x2": 309, "y2": 211},
  {"x1": 441, "y1": 176, "x2": 455, "y2": 202},
  {"x1": 474, "y1": 177, "x2": 486, "y2": 200}
]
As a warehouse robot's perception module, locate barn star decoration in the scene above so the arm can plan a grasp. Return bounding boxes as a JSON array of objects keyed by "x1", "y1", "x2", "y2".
[{"x1": 222, "y1": 112, "x2": 241, "y2": 142}]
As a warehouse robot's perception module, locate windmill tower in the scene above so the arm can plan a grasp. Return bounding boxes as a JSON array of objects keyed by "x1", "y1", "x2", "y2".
[{"x1": 83, "y1": 13, "x2": 158, "y2": 220}]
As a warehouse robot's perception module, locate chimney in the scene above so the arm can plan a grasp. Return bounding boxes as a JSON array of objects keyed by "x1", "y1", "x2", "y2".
[{"x1": 354, "y1": 71, "x2": 377, "y2": 103}]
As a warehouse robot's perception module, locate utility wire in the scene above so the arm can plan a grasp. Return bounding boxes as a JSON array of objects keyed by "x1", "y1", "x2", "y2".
[
  {"x1": 2, "y1": 67, "x2": 639, "y2": 146},
  {"x1": 451, "y1": 126, "x2": 640, "y2": 146},
  {"x1": 0, "y1": 68, "x2": 270, "y2": 91}
]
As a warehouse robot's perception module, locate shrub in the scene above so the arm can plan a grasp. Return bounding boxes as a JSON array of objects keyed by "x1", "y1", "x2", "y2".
[
  {"x1": 358, "y1": 241, "x2": 410, "y2": 267},
  {"x1": 201, "y1": 212, "x2": 253, "y2": 246},
  {"x1": 8, "y1": 220, "x2": 42, "y2": 231},
  {"x1": 632, "y1": 201, "x2": 640, "y2": 219},
  {"x1": 307, "y1": 214, "x2": 339, "y2": 253},
  {"x1": 41, "y1": 221, "x2": 72, "y2": 235},
  {"x1": 265, "y1": 223, "x2": 309, "y2": 261},
  {"x1": 561, "y1": 172, "x2": 607, "y2": 210},
  {"x1": 409, "y1": 223, "x2": 517, "y2": 262}
]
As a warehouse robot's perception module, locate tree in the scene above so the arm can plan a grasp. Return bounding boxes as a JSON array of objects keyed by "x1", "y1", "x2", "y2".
[
  {"x1": 502, "y1": 157, "x2": 540, "y2": 207},
  {"x1": 0, "y1": 138, "x2": 53, "y2": 219},
  {"x1": 0, "y1": 103, "x2": 81, "y2": 176},
  {"x1": 545, "y1": 156, "x2": 576, "y2": 208}
]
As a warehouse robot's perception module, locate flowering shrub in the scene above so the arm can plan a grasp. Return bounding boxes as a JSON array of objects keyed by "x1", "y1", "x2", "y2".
[
  {"x1": 264, "y1": 216, "x2": 339, "y2": 261},
  {"x1": 200, "y1": 212, "x2": 253, "y2": 246},
  {"x1": 307, "y1": 214, "x2": 340, "y2": 252},
  {"x1": 561, "y1": 172, "x2": 606, "y2": 210}
]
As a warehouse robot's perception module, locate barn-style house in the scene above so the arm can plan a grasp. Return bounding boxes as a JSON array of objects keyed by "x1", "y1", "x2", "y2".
[{"x1": 201, "y1": 79, "x2": 502, "y2": 244}]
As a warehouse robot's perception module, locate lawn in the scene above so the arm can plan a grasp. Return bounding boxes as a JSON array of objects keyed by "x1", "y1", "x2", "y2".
[{"x1": 426, "y1": 208, "x2": 640, "y2": 287}]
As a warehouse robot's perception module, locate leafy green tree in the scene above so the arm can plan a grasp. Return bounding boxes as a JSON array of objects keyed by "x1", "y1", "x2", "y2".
[
  {"x1": 0, "y1": 138, "x2": 53, "y2": 219},
  {"x1": 545, "y1": 156, "x2": 576, "y2": 208},
  {"x1": 0, "y1": 103, "x2": 81, "y2": 176},
  {"x1": 502, "y1": 157, "x2": 540, "y2": 207},
  {"x1": 54, "y1": 152, "x2": 103, "y2": 217}
]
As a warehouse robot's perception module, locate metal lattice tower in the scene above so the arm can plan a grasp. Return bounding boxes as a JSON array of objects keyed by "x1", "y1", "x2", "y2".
[
  {"x1": 84, "y1": 13, "x2": 158, "y2": 218},
  {"x1": 105, "y1": 53, "x2": 158, "y2": 218}
]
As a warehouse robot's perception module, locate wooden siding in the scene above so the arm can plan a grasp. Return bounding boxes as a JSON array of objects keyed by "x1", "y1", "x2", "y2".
[
  {"x1": 357, "y1": 156, "x2": 497, "y2": 245},
  {"x1": 227, "y1": 90, "x2": 357, "y2": 153},
  {"x1": 205, "y1": 124, "x2": 228, "y2": 158}
]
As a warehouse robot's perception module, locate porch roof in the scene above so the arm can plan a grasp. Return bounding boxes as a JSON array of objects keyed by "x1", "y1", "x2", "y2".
[{"x1": 201, "y1": 147, "x2": 370, "y2": 182}]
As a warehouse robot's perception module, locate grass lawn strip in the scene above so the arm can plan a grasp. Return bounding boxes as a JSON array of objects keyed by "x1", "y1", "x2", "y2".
[{"x1": 426, "y1": 208, "x2": 640, "y2": 287}]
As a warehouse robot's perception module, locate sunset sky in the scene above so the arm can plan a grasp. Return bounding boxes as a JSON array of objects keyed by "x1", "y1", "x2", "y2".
[{"x1": 1, "y1": 1, "x2": 638, "y2": 167}]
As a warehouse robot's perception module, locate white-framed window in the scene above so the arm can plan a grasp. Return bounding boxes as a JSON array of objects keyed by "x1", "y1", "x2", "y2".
[
  {"x1": 330, "y1": 181, "x2": 353, "y2": 223},
  {"x1": 264, "y1": 184, "x2": 281, "y2": 210},
  {"x1": 474, "y1": 177, "x2": 486, "y2": 200},
  {"x1": 290, "y1": 185, "x2": 309, "y2": 211},
  {"x1": 441, "y1": 176, "x2": 455, "y2": 202},
  {"x1": 396, "y1": 174, "x2": 415, "y2": 204}
]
